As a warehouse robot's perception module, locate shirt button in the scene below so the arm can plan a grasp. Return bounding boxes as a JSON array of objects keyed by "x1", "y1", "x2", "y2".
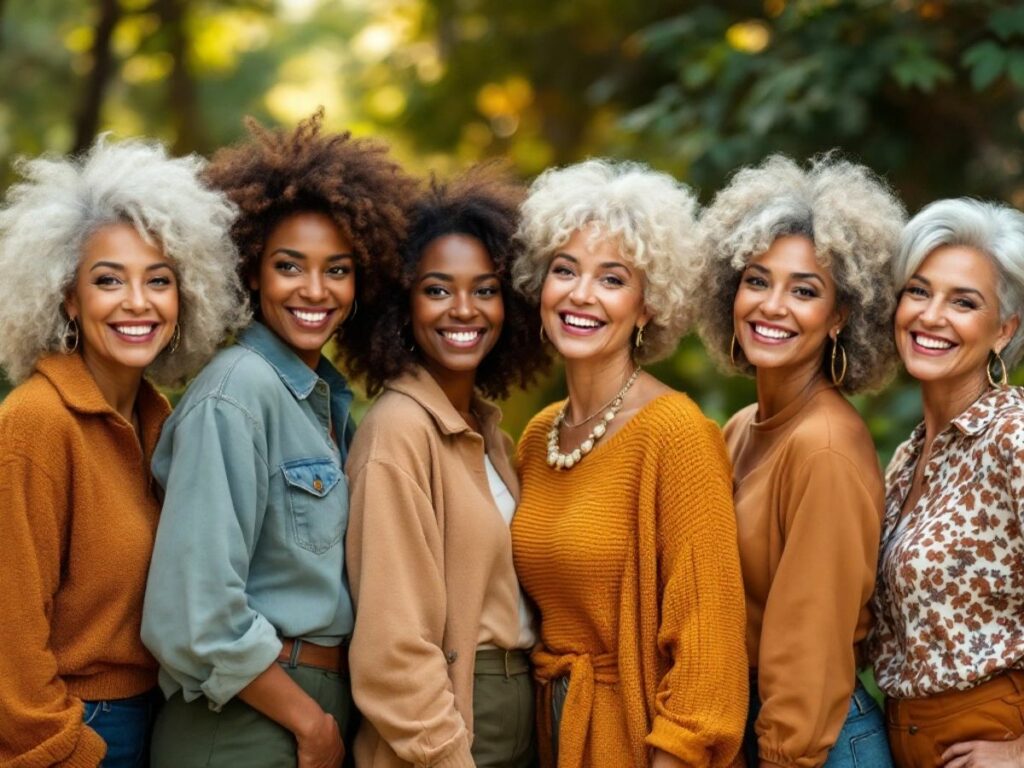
[
  {"x1": 908, "y1": 724, "x2": 919, "y2": 735},
  {"x1": 313, "y1": 478, "x2": 323, "y2": 491},
  {"x1": 446, "y1": 650, "x2": 458, "y2": 664},
  {"x1": 316, "y1": 381, "x2": 327, "y2": 393}
]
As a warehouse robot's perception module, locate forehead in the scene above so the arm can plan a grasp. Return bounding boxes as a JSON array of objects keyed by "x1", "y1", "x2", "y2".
[
  {"x1": 913, "y1": 245, "x2": 999, "y2": 295},
  {"x1": 80, "y1": 221, "x2": 166, "y2": 267},
  {"x1": 559, "y1": 224, "x2": 627, "y2": 264},
  {"x1": 418, "y1": 233, "x2": 495, "y2": 275},
  {"x1": 264, "y1": 211, "x2": 351, "y2": 252},
  {"x1": 748, "y1": 235, "x2": 830, "y2": 282}
]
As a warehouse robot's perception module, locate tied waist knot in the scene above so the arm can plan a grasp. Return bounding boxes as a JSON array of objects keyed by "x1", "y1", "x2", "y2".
[{"x1": 533, "y1": 647, "x2": 618, "y2": 768}]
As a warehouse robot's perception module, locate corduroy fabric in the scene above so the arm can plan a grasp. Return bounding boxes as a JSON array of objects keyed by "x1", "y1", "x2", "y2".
[{"x1": 512, "y1": 392, "x2": 748, "y2": 768}]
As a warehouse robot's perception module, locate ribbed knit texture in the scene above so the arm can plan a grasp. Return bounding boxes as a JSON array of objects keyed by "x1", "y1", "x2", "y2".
[
  {"x1": 512, "y1": 393, "x2": 748, "y2": 768},
  {"x1": 0, "y1": 354, "x2": 168, "y2": 767}
]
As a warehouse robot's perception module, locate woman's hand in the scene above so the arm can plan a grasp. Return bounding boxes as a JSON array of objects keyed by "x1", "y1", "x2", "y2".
[
  {"x1": 295, "y1": 710, "x2": 344, "y2": 768},
  {"x1": 942, "y1": 735, "x2": 1024, "y2": 767}
]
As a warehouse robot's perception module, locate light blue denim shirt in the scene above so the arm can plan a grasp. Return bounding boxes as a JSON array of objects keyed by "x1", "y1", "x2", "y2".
[{"x1": 141, "y1": 322, "x2": 354, "y2": 709}]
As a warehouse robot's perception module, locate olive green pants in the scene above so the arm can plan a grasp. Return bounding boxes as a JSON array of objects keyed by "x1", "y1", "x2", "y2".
[
  {"x1": 150, "y1": 663, "x2": 353, "y2": 768},
  {"x1": 472, "y1": 648, "x2": 537, "y2": 768}
]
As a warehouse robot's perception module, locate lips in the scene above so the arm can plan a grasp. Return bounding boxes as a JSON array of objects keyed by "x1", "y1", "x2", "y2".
[
  {"x1": 109, "y1": 322, "x2": 160, "y2": 343},
  {"x1": 287, "y1": 307, "x2": 335, "y2": 329},
  {"x1": 438, "y1": 328, "x2": 485, "y2": 348},
  {"x1": 910, "y1": 331, "x2": 956, "y2": 354},
  {"x1": 559, "y1": 311, "x2": 606, "y2": 335},
  {"x1": 749, "y1": 321, "x2": 796, "y2": 343}
]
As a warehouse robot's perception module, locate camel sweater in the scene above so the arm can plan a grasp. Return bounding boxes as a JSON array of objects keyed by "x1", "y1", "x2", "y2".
[
  {"x1": 512, "y1": 393, "x2": 748, "y2": 768},
  {"x1": 0, "y1": 353, "x2": 169, "y2": 768}
]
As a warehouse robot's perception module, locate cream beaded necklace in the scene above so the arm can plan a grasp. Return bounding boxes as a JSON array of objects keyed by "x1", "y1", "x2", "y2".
[{"x1": 546, "y1": 366, "x2": 641, "y2": 470}]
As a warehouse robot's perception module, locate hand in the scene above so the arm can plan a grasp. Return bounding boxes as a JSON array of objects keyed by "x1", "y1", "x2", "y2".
[
  {"x1": 295, "y1": 709, "x2": 344, "y2": 768},
  {"x1": 942, "y1": 735, "x2": 1024, "y2": 767}
]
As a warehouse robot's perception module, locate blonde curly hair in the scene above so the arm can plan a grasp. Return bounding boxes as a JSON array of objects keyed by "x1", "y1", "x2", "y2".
[
  {"x1": 696, "y1": 153, "x2": 906, "y2": 393},
  {"x1": 512, "y1": 158, "x2": 702, "y2": 363},
  {"x1": 0, "y1": 137, "x2": 248, "y2": 386}
]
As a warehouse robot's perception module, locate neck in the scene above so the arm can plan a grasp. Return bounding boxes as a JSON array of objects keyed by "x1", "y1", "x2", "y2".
[
  {"x1": 423, "y1": 360, "x2": 477, "y2": 415},
  {"x1": 79, "y1": 348, "x2": 144, "y2": 424},
  {"x1": 754, "y1": 356, "x2": 826, "y2": 420},
  {"x1": 297, "y1": 348, "x2": 321, "y2": 370},
  {"x1": 563, "y1": 350, "x2": 635, "y2": 420},
  {"x1": 919, "y1": 370, "x2": 988, "y2": 443}
]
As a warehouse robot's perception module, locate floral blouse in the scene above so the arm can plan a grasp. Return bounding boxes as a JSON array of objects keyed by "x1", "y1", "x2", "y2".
[{"x1": 870, "y1": 386, "x2": 1024, "y2": 698}]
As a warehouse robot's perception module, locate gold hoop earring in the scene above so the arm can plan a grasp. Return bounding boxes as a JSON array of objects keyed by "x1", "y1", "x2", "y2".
[
  {"x1": 830, "y1": 338, "x2": 848, "y2": 387},
  {"x1": 60, "y1": 318, "x2": 80, "y2": 355},
  {"x1": 634, "y1": 324, "x2": 646, "y2": 349},
  {"x1": 729, "y1": 333, "x2": 741, "y2": 367},
  {"x1": 987, "y1": 348, "x2": 1008, "y2": 387},
  {"x1": 540, "y1": 325, "x2": 548, "y2": 345},
  {"x1": 168, "y1": 323, "x2": 181, "y2": 354}
]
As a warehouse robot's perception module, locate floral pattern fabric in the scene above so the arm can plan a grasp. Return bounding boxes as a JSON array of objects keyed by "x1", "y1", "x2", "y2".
[{"x1": 870, "y1": 386, "x2": 1024, "y2": 698}]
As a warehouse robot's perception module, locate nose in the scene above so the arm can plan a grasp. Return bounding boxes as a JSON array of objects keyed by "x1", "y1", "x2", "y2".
[
  {"x1": 123, "y1": 280, "x2": 151, "y2": 312},
  {"x1": 569, "y1": 275, "x2": 595, "y2": 305},
  {"x1": 760, "y1": 285, "x2": 787, "y2": 317},
  {"x1": 299, "y1": 271, "x2": 328, "y2": 303},
  {"x1": 451, "y1": 290, "x2": 479, "y2": 321},
  {"x1": 919, "y1": 295, "x2": 944, "y2": 326}
]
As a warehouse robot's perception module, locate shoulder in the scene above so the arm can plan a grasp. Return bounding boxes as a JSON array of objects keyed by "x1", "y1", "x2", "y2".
[
  {"x1": 171, "y1": 345, "x2": 282, "y2": 422},
  {"x1": 723, "y1": 402, "x2": 757, "y2": 441},
  {"x1": 0, "y1": 372, "x2": 76, "y2": 446},
  {"x1": 984, "y1": 387, "x2": 1024, "y2": 457},
  {"x1": 637, "y1": 391, "x2": 726, "y2": 451},
  {"x1": 347, "y1": 389, "x2": 443, "y2": 471},
  {"x1": 786, "y1": 388, "x2": 877, "y2": 466}
]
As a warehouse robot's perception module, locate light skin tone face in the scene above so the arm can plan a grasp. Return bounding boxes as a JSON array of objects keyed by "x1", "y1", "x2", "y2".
[
  {"x1": 410, "y1": 233, "x2": 504, "y2": 413},
  {"x1": 64, "y1": 222, "x2": 179, "y2": 419},
  {"x1": 250, "y1": 211, "x2": 356, "y2": 370},
  {"x1": 733, "y1": 234, "x2": 846, "y2": 417}
]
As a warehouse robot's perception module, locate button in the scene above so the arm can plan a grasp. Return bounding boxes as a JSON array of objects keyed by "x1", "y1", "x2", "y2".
[
  {"x1": 908, "y1": 725, "x2": 919, "y2": 735},
  {"x1": 313, "y1": 478, "x2": 323, "y2": 491},
  {"x1": 316, "y1": 381, "x2": 327, "y2": 393},
  {"x1": 446, "y1": 650, "x2": 458, "y2": 664}
]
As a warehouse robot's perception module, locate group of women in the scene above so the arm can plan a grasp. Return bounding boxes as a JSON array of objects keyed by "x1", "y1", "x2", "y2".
[{"x1": 0, "y1": 111, "x2": 1021, "y2": 768}]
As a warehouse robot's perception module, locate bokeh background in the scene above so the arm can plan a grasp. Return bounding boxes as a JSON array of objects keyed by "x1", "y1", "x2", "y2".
[{"x1": 3, "y1": 0, "x2": 1024, "y2": 460}]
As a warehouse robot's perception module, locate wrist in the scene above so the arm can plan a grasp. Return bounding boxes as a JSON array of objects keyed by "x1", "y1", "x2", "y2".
[{"x1": 288, "y1": 697, "x2": 327, "y2": 739}]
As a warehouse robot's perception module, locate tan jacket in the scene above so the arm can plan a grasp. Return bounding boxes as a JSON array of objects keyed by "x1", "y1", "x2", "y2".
[{"x1": 346, "y1": 366, "x2": 523, "y2": 768}]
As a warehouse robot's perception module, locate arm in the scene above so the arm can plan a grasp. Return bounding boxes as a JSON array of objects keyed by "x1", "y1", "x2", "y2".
[
  {"x1": 645, "y1": 417, "x2": 748, "y2": 768},
  {"x1": 755, "y1": 449, "x2": 881, "y2": 768},
  {"x1": 0, "y1": 450, "x2": 106, "y2": 768},
  {"x1": 346, "y1": 456, "x2": 473, "y2": 768}
]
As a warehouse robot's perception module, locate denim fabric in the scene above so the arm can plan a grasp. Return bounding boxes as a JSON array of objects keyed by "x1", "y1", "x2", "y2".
[
  {"x1": 745, "y1": 677, "x2": 893, "y2": 767},
  {"x1": 142, "y1": 322, "x2": 355, "y2": 709},
  {"x1": 82, "y1": 689, "x2": 161, "y2": 768}
]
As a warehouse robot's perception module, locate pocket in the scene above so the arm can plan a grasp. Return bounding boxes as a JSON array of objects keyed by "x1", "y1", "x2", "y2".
[
  {"x1": 850, "y1": 726, "x2": 893, "y2": 768},
  {"x1": 281, "y1": 458, "x2": 345, "y2": 554}
]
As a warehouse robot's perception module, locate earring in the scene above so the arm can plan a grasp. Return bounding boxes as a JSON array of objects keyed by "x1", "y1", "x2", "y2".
[
  {"x1": 399, "y1": 322, "x2": 416, "y2": 353},
  {"x1": 167, "y1": 323, "x2": 181, "y2": 354},
  {"x1": 987, "y1": 348, "x2": 1008, "y2": 387},
  {"x1": 830, "y1": 337, "x2": 848, "y2": 387},
  {"x1": 60, "y1": 317, "x2": 80, "y2": 355},
  {"x1": 634, "y1": 324, "x2": 646, "y2": 349},
  {"x1": 729, "y1": 333, "x2": 741, "y2": 367},
  {"x1": 346, "y1": 299, "x2": 358, "y2": 323},
  {"x1": 540, "y1": 326, "x2": 548, "y2": 345}
]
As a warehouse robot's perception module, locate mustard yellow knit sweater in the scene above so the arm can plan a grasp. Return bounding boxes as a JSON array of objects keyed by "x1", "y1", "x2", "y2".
[{"x1": 512, "y1": 393, "x2": 747, "y2": 768}]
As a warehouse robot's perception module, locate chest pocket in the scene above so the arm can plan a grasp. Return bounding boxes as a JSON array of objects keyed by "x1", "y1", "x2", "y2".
[{"x1": 281, "y1": 458, "x2": 345, "y2": 554}]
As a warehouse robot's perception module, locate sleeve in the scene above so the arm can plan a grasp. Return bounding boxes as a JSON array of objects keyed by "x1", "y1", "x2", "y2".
[
  {"x1": 0, "y1": 450, "x2": 107, "y2": 768},
  {"x1": 141, "y1": 396, "x2": 280, "y2": 709},
  {"x1": 755, "y1": 449, "x2": 881, "y2": 768},
  {"x1": 346, "y1": 456, "x2": 474, "y2": 768},
  {"x1": 645, "y1": 417, "x2": 749, "y2": 768}
]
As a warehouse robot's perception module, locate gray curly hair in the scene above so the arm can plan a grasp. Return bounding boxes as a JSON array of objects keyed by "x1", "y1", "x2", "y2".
[
  {"x1": 896, "y1": 198, "x2": 1024, "y2": 369},
  {"x1": 696, "y1": 153, "x2": 906, "y2": 393},
  {"x1": 0, "y1": 137, "x2": 249, "y2": 386},
  {"x1": 511, "y1": 158, "x2": 701, "y2": 363}
]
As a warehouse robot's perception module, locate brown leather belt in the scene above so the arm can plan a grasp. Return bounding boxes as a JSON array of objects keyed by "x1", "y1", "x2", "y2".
[{"x1": 277, "y1": 638, "x2": 349, "y2": 674}]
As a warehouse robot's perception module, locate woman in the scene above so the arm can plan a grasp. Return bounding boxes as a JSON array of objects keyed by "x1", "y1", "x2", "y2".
[
  {"x1": 343, "y1": 165, "x2": 548, "y2": 768},
  {"x1": 0, "y1": 137, "x2": 244, "y2": 767},
  {"x1": 870, "y1": 198, "x2": 1024, "y2": 768},
  {"x1": 140, "y1": 113, "x2": 415, "y2": 768},
  {"x1": 510, "y1": 159, "x2": 747, "y2": 768},
  {"x1": 696, "y1": 154, "x2": 905, "y2": 768}
]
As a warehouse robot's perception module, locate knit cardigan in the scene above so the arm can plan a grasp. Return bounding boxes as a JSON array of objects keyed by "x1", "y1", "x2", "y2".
[{"x1": 512, "y1": 393, "x2": 748, "y2": 768}]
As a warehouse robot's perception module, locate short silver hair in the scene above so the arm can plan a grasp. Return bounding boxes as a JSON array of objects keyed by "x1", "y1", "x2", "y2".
[
  {"x1": 896, "y1": 198, "x2": 1024, "y2": 368},
  {"x1": 0, "y1": 136, "x2": 249, "y2": 385},
  {"x1": 512, "y1": 158, "x2": 701, "y2": 363}
]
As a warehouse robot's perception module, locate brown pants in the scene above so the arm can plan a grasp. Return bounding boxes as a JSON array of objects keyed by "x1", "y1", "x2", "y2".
[{"x1": 887, "y1": 671, "x2": 1024, "y2": 768}]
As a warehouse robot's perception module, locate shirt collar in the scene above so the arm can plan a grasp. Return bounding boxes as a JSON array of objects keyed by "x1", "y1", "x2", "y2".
[
  {"x1": 385, "y1": 365, "x2": 502, "y2": 437},
  {"x1": 952, "y1": 385, "x2": 1023, "y2": 437},
  {"x1": 237, "y1": 322, "x2": 325, "y2": 401}
]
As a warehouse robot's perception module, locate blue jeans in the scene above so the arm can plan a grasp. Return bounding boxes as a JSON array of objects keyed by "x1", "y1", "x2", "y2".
[
  {"x1": 745, "y1": 677, "x2": 893, "y2": 767},
  {"x1": 82, "y1": 689, "x2": 161, "y2": 768}
]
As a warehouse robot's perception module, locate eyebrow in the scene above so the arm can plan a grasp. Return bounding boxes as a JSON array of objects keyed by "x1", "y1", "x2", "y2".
[
  {"x1": 418, "y1": 271, "x2": 499, "y2": 283},
  {"x1": 747, "y1": 263, "x2": 826, "y2": 287},
  {"x1": 89, "y1": 260, "x2": 174, "y2": 272},
  {"x1": 269, "y1": 248, "x2": 353, "y2": 261},
  {"x1": 909, "y1": 274, "x2": 985, "y2": 299},
  {"x1": 552, "y1": 252, "x2": 633, "y2": 276}
]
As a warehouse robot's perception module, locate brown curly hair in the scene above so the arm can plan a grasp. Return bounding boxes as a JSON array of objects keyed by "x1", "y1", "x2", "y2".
[
  {"x1": 204, "y1": 109, "x2": 417, "y2": 355},
  {"x1": 345, "y1": 163, "x2": 550, "y2": 400}
]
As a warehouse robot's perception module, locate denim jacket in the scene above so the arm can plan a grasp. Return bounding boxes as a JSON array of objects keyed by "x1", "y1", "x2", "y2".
[{"x1": 141, "y1": 322, "x2": 354, "y2": 708}]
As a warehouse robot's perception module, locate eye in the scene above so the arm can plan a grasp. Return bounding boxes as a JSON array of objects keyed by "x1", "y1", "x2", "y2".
[
  {"x1": 793, "y1": 285, "x2": 818, "y2": 299},
  {"x1": 550, "y1": 264, "x2": 575, "y2": 278},
  {"x1": 902, "y1": 285, "x2": 928, "y2": 298},
  {"x1": 476, "y1": 284, "x2": 500, "y2": 297},
  {"x1": 94, "y1": 274, "x2": 123, "y2": 287},
  {"x1": 274, "y1": 260, "x2": 300, "y2": 274},
  {"x1": 149, "y1": 274, "x2": 175, "y2": 288},
  {"x1": 327, "y1": 264, "x2": 352, "y2": 277},
  {"x1": 600, "y1": 274, "x2": 625, "y2": 288},
  {"x1": 424, "y1": 284, "x2": 450, "y2": 298},
  {"x1": 952, "y1": 297, "x2": 978, "y2": 310},
  {"x1": 742, "y1": 274, "x2": 768, "y2": 289}
]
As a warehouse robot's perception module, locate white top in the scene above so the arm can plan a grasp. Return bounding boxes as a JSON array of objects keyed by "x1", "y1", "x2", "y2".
[{"x1": 484, "y1": 454, "x2": 537, "y2": 649}]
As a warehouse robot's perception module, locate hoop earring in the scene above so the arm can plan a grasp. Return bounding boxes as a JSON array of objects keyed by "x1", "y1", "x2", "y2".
[
  {"x1": 634, "y1": 324, "x2": 646, "y2": 350},
  {"x1": 60, "y1": 318, "x2": 80, "y2": 355},
  {"x1": 168, "y1": 323, "x2": 181, "y2": 354},
  {"x1": 830, "y1": 338, "x2": 848, "y2": 387},
  {"x1": 540, "y1": 326, "x2": 548, "y2": 345},
  {"x1": 987, "y1": 348, "x2": 1008, "y2": 387},
  {"x1": 729, "y1": 333, "x2": 741, "y2": 367},
  {"x1": 346, "y1": 299, "x2": 358, "y2": 323},
  {"x1": 399, "y1": 322, "x2": 416, "y2": 353}
]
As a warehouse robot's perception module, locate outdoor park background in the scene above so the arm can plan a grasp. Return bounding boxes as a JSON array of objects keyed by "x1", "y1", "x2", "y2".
[{"x1": 3, "y1": 0, "x2": 1024, "y2": 462}]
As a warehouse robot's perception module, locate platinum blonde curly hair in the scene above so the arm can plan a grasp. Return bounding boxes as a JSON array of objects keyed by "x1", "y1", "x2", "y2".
[
  {"x1": 696, "y1": 153, "x2": 906, "y2": 393},
  {"x1": 0, "y1": 136, "x2": 249, "y2": 386},
  {"x1": 896, "y1": 198, "x2": 1024, "y2": 369},
  {"x1": 512, "y1": 158, "x2": 701, "y2": 363}
]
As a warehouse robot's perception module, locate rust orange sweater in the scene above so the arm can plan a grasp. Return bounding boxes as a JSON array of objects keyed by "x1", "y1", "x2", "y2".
[
  {"x1": 512, "y1": 393, "x2": 748, "y2": 768},
  {"x1": 0, "y1": 354, "x2": 169, "y2": 767}
]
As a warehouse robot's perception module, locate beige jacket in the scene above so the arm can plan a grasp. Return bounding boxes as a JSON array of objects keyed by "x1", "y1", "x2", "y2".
[{"x1": 346, "y1": 366, "x2": 523, "y2": 768}]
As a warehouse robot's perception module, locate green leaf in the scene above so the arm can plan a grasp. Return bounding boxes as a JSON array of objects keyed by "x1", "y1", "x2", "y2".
[
  {"x1": 962, "y1": 40, "x2": 1007, "y2": 90},
  {"x1": 1008, "y1": 48, "x2": 1024, "y2": 87},
  {"x1": 891, "y1": 56, "x2": 953, "y2": 92},
  {"x1": 990, "y1": 6, "x2": 1024, "y2": 41}
]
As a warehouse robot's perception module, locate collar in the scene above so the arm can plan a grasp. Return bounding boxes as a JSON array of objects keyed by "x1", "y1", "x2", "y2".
[
  {"x1": 385, "y1": 365, "x2": 502, "y2": 438},
  {"x1": 237, "y1": 322, "x2": 327, "y2": 401},
  {"x1": 952, "y1": 385, "x2": 1024, "y2": 437}
]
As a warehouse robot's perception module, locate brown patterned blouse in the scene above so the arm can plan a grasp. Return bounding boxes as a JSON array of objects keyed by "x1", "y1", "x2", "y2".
[{"x1": 870, "y1": 385, "x2": 1024, "y2": 698}]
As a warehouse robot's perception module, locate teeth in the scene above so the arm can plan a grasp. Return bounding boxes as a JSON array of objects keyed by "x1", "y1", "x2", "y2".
[
  {"x1": 114, "y1": 324, "x2": 155, "y2": 336},
  {"x1": 293, "y1": 310, "x2": 328, "y2": 323},
  {"x1": 564, "y1": 314, "x2": 601, "y2": 328},
  {"x1": 754, "y1": 323, "x2": 794, "y2": 340},
  {"x1": 442, "y1": 330, "x2": 481, "y2": 343},
  {"x1": 916, "y1": 334, "x2": 952, "y2": 350}
]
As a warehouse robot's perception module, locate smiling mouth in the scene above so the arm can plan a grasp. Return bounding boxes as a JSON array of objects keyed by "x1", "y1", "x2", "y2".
[
  {"x1": 750, "y1": 322, "x2": 796, "y2": 342},
  {"x1": 559, "y1": 312, "x2": 605, "y2": 333},
  {"x1": 911, "y1": 332, "x2": 955, "y2": 352},
  {"x1": 438, "y1": 328, "x2": 485, "y2": 348},
  {"x1": 110, "y1": 323, "x2": 159, "y2": 342},
  {"x1": 287, "y1": 308, "x2": 335, "y2": 329}
]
